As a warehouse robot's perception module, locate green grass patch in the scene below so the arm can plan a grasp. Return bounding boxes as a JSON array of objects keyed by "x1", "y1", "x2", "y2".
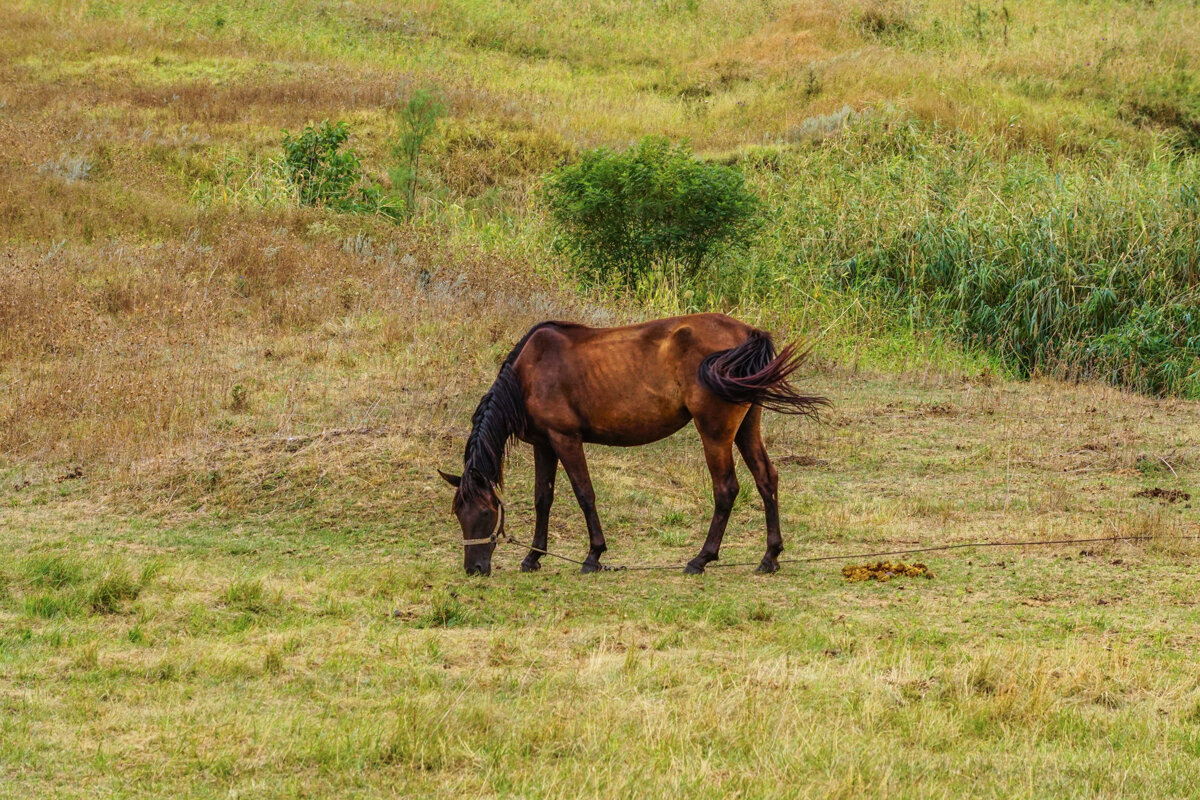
[
  {"x1": 23, "y1": 592, "x2": 83, "y2": 619},
  {"x1": 221, "y1": 576, "x2": 273, "y2": 615},
  {"x1": 23, "y1": 555, "x2": 86, "y2": 589},
  {"x1": 88, "y1": 568, "x2": 141, "y2": 614},
  {"x1": 734, "y1": 116, "x2": 1200, "y2": 396}
]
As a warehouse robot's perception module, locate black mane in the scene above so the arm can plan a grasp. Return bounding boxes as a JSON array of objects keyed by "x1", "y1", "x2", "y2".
[{"x1": 459, "y1": 321, "x2": 582, "y2": 501}]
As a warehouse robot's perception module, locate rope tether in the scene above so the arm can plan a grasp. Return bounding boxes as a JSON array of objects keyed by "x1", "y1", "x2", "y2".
[{"x1": 454, "y1": 532, "x2": 1200, "y2": 573}]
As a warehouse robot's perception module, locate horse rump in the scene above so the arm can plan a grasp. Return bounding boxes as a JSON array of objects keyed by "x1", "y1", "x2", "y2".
[{"x1": 697, "y1": 331, "x2": 829, "y2": 417}]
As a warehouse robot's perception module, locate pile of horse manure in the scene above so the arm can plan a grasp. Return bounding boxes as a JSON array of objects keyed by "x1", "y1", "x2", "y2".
[{"x1": 841, "y1": 561, "x2": 934, "y2": 582}]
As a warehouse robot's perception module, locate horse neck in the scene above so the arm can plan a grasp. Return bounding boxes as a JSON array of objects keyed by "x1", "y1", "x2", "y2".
[{"x1": 462, "y1": 365, "x2": 525, "y2": 492}]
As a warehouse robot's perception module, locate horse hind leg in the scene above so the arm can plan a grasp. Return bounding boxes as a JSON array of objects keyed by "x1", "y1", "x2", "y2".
[
  {"x1": 734, "y1": 406, "x2": 783, "y2": 574},
  {"x1": 685, "y1": 407, "x2": 745, "y2": 575}
]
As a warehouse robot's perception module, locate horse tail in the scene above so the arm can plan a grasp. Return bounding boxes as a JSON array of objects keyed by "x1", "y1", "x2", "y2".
[{"x1": 697, "y1": 330, "x2": 829, "y2": 418}]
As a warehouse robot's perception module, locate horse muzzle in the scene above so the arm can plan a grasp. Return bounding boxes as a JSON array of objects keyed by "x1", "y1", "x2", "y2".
[{"x1": 464, "y1": 559, "x2": 492, "y2": 577}]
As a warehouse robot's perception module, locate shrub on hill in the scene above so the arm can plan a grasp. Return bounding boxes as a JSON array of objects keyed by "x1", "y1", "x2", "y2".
[
  {"x1": 281, "y1": 120, "x2": 391, "y2": 216},
  {"x1": 542, "y1": 136, "x2": 761, "y2": 287}
]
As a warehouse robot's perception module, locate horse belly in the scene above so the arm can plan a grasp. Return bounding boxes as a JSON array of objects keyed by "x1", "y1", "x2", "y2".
[
  {"x1": 575, "y1": 374, "x2": 692, "y2": 445},
  {"x1": 582, "y1": 407, "x2": 692, "y2": 447}
]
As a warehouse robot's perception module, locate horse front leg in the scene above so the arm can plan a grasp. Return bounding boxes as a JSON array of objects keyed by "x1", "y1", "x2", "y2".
[
  {"x1": 521, "y1": 444, "x2": 558, "y2": 572},
  {"x1": 548, "y1": 433, "x2": 607, "y2": 573}
]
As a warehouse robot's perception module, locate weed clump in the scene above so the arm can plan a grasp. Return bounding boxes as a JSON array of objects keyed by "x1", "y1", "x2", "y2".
[
  {"x1": 229, "y1": 383, "x2": 250, "y2": 412},
  {"x1": 223, "y1": 577, "x2": 271, "y2": 614},
  {"x1": 788, "y1": 106, "x2": 855, "y2": 142},
  {"x1": 17, "y1": 556, "x2": 144, "y2": 617},
  {"x1": 414, "y1": 590, "x2": 471, "y2": 628},
  {"x1": 263, "y1": 648, "x2": 284, "y2": 674},
  {"x1": 24, "y1": 593, "x2": 83, "y2": 618},
  {"x1": 842, "y1": 561, "x2": 934, "y2": 582},
  {"x1": 24, "y1": 555, "x2": 85, "y2": 589},
  {"x1": 856, "y1": 3, "x2": 910, "y2": 40},
  {"x1": 89, "y1": 570, "x2": 141, "y2": 614},
  {"x1": 1121, "y1": 69, "x2": 1200, "y2": 153},
  {"x1": 389, "y1": 88, "x2": 444, "y2": 218},
  {"x1": 38, "y1": 154, "x2": 93, "y2": 184},
  {"x1": 190, "y1": 153, "x2": 294, "y2": 210}
]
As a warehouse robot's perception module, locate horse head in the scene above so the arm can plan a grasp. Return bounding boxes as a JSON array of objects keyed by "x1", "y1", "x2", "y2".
[{"x1": 439, "y1": 469, "x2": 504, "y2": 576}]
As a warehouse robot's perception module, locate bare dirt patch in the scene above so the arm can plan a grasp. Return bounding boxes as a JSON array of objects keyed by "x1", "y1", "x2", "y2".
[
  {"x1": 778, "y1": 454, "x2": 829, "y2": 467},
  {"x1": 1133, "y1": 487, "x2": 1191, "y2": 503}
]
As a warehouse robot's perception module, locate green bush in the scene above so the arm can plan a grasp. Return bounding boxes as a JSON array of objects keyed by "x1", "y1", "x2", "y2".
[
  {"x1": 281, "y1": 120, "x2": 388, "y2": 214},
  {"x1": 542, "y1": 136, "x2": 761, "y2": 286}
]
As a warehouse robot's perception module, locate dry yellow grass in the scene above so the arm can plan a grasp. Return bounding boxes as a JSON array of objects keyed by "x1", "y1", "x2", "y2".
[{"x1": 3, "y1": 221, "x2": 586, "y2": 452}]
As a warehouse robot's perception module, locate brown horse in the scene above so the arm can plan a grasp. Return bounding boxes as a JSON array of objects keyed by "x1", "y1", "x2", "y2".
[{"x1": 438, "y1": 313, "x2": 827, "y2": 576}]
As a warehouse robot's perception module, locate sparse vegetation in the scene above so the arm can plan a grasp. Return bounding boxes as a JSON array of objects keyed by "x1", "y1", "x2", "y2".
[{"x1": 390, "y1": 88, "x2": 445, "y2": 218}]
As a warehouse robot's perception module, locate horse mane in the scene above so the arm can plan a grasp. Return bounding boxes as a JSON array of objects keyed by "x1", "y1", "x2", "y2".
[{"x1": 459, "y1": 320, "x2": 583, "y2": 502}]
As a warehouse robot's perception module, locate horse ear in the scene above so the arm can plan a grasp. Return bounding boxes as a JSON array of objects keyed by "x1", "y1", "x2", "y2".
[{"x1": 437, "y1": 469, "x2": 461, "y2": 488}]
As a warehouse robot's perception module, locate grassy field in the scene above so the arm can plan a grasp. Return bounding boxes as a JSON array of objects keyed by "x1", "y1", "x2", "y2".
[
  {"x1": 2, "y1": 0, "x2": 1200, "y2": 797},
  {"x1": 4, "y1": 375, "x2": 1199, "y2": 797}
]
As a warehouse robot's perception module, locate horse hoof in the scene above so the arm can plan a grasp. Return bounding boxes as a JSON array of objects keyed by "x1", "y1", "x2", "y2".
[
  {"x1": 520, "y1": 560, "x2": 542, "y2": 573},
  {"x1": 683, "y1": 561, "x2": 706, "y2": 575},
  {"x1": 580, "y1": 562, "x2": 601, "y2": 574},
  {"x1": 756, "y1": 560, "x2": 780, "y2": 574}
]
